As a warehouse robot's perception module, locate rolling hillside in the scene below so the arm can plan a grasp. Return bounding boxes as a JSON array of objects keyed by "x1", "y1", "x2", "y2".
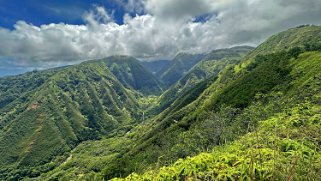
[
  {"x1": 109, "y1": 25, "x2": 321, "y2": 180},
  {"x1": 33, "y1": 25, "x2": 321, "y2": 181},
  {"x1": 115, "y1": 48, "x2": 321, "y2": 181},
  {"x1": 153, "y1": 46, "x2": 254, "y2": 115},
  {"x1": 1, "y1": 25, "x2": 321, "y2": 181},
  {"x1": 0, "y1": 56, "x2": 162, "y2": 179},
  {"x1": 101, "y1": 56, "x2": 163, "y2": 95},
  {"x1": 157, "y1": 53, "x2": 205, "y2": 87},
  {"x1": 58, "y1": 25, "x2": 321, "y2": 180},
  {"x1": 141, "y1": 60, "x2": 171, "y2": 75}
]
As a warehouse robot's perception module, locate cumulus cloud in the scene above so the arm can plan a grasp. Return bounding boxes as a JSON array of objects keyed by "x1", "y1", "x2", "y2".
[
  {"x1": 84, "y1": 5, "x2": 114, "y2": 25},
  {"x1": 114, "y1": 0, "x2": 144, "y2": 14},
  {"x1": 143, "y1": 0, "x2": 215, "y2": 22},
  {"x1": 1, "y1": 0, "x2": 321, "y2": 68}
]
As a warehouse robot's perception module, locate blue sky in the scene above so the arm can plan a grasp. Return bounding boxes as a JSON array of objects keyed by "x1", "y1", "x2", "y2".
[
  {"x1": 0, "y1": 0, "x2": 131, "y2": 76},
  {"x1": 1, "y1": 0, "x2": 321, "y2": 77},
  {"x1": 0, "y1": 0, "x2": 204, "y2": 77},
  {"x1": 0, "y1": 0, "x2": 129, "y2": 29}
]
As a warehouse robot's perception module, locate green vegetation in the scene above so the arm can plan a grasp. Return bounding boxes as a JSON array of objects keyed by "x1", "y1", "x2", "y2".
[
  {"x1": 157, "y1": 53, "x2": 205, "y2": 87},
  {"x1": 153, "y1": 46, "x2": 253, "y2": 114},
  {"x1": 0, "y1": 56, "x2": 161, "y2": 180},
  {"x1": 1, "y1": 25, "x2": 321, "y2": 181},
  {"x1": 115, "y1": 101, "x2": 321, "y2": 180},
  {"x1": 141, "y1": 60, "x2": 171, "y2": 75},
  {"x1": 249, "y1": 25, "x2": 321, "y2": 57},
  {"x1": 113, "y1": 50, "x2": 321, "y2": 180},
  {"x1": 100, "y1": 56, "x2": 163, "y2": 95}
]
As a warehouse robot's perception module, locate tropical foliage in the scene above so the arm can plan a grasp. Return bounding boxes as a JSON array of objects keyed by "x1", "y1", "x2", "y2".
[{"x1": 0, "y1": 25, "x2": 321, "y2": 181}]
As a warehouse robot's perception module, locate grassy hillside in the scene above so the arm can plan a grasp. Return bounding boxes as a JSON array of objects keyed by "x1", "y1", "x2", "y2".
[
  {"x1": 105, "y1": 26, "x2": 321, "y2": 179},
  {"x1": 141, "y1": 60, "x2": 171, "y2": 75},
  {"x1": 102, "y1": 50, "x2": 294, "y2": 179},
  {"x1": 108, "y1": 26, "x2": 321, "y2": 180},
  {"x1": 249, "y1": 25, "x2": 321, "y2": 57},
  {"x1": 1, "y1": 25, "x2": 321, "y2": 180},
  {"x1": 153, "y1": 46, "x2": 253, "y2": 114},
  {"x1": 232, "y1": 25, "x2": 321, "y2": 75},
  {"x1": 28, "y1": 46, "x2": 253, "y2": 180},
  {"x1": 0, "y1": 56, "x2": 161, "y2": 180},
  {"x1": 114, "y1": 50, "x2": 321, "y2": 180},
  {"x1": 157, "y1": 53, "x2": 205, "y2": 87},
  {"x1": 34, "y1": 25, "x2": 321, "y2": 181},
  {"x1": 99, "y1": 56, "x2": 163, "y2": 95},
  {"x1": 0, "y1": 68, "x2": 60, "y2": 111}
]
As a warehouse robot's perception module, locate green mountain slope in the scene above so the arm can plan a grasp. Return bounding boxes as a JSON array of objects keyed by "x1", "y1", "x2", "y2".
[
  {"x1": 114, "y1": 50, "x2": 321, "y2": 181},
  {"x1": 0, "y1": 56, "x2": 161, "y2": 180},
  {"x1": 249, "y1": 25, "x2": 321, "y2": 57},
  {"x1": 105, "y1": 26, "x2": 321, "y2": 180},
  {"x1": 153, "y1": 46, "x2": 253, "y2": 114},
  {"x1": 157, "y1": 53, "x2": 205, "y2": 87},
  {"x1": 2, "y1": 25, "x2": 321, "y2": 181},
  {"x1": 0, "y1": 68, "x2": 61, "y2": 111},
  {"x1": 234, "y1": 25, "x2": 321, "y2": 72},
  {"x1": 99, "y1": 56, "x2": 163, "y2": 95},
  {"x1": 141, "y1": 60, "x2": 171, "y2": 75},
  {"x1": 36, "y1": 25, "x2": 321, "y2": 181}
]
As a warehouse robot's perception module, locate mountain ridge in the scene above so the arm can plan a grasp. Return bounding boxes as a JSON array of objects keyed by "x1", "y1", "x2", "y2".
[
  {"x1": 1, "y1": 25, "x2": 321, "y2": 180},
  {"x1": 0, "y1": 56, "x2": 162, "y2": 179}
]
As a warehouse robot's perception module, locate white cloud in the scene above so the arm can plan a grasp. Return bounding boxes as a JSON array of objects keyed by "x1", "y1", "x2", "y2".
[
  {"x1": 1, "y1": 0, "x2": 321, "y2": 68},
  {"x1": 84, "y1": 5, "x2": 114, "y2": 25},
  {"x1": 143, "y1": 0, "x2": 215, "y2": 22},
  {"x1": 113, "y1": 0, "x2": 144, "y2": 14}
]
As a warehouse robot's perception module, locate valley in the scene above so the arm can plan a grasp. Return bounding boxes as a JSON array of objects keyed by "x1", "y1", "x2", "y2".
[{"x1": 0, "y1": 25, "x2": 321, "y2": 181}]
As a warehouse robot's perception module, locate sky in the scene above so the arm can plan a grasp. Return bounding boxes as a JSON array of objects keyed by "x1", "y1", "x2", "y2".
[{"x1": 1, "y1": 0, "x2": 321, "y2": 77}]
